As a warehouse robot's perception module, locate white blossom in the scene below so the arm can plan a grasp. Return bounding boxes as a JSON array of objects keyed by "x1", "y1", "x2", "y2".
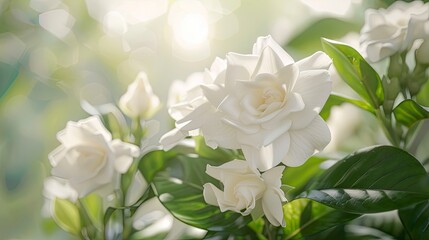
[
  {"x1": 161, "y1": 35, "x2": 332, "y2": 171},
  {"x1": 360, "y1": 1, "x2": 429, "y2": 62},
  {"x1": 49, "y1": 116, "x2": 139, "y2": 197},
  {"x1": 203, "y1": 160, "x2": 286, "y2": 227},
  {"x1": 119, "y1": 72, "x2": 160, "y2": 119}
]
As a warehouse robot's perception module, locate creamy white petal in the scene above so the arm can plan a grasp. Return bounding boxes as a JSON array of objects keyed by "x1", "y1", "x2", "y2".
[
  {"x1": 276, "y1": 63, "x2": 299, "y2": 91},
  {"x1": 262, "y1": 166, "x2": 285, "y2": 188},
  {"x1": 203, "y1": 183, "x2": 230, "y2": 211},
  {"x1": 262, "y1": 189, "x2": 286, "y2": 227},
  {"x1": 201, "y1": 115, "x2": 241, "y2": 149},
  {"x1": 282, "y1": 116, "x2": 331, "y2": 167},
  {"x1": 296, "y1": 51, "x2": 332, "y2": 71},
  {"x1": 241, "y1": 143, "x2": 288, "y2": 172},
  {"x1": 292, "y1": 69, "x2": 331, "y2": 113},
  {"x1": 159, "y1": 128, "x2": 187, "y2": 151},
  {"x1": 206, "y1": 160, "x2": 251, "y2": 180},
  {"x1": 226, "y1": 52, "x2": 258, "y2": 76},
  {"x1": 111, "y1": 139, "x2": 139, "y2": 173},
  {"x1": 250, "y1": 200, "x2": 264, "y2": 220},
  {"x1": 253, "y1": 35, "x2": 294, "y2": 66},
  {"x1": 252, "y1": 46, "x2": 285, "y2": 78},
  {"x1": 200, "y1": 84, "x2": 227, "y2": 108},
  {"x1": 80, "y1": 116, "x2": 112, "y2": 141}
]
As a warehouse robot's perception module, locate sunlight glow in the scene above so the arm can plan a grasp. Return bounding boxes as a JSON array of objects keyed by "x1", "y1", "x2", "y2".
[{"x1": 174, "y1": 13, "x2": 209, "y2": 48}]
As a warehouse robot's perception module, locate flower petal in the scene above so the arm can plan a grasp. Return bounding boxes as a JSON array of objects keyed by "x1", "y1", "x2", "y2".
[
  {"x1": 111, "y1": 139, "x2": 139, "y2": 173},
  {"x1": 282, "y1": 116, "x2": 331, "y2": 167},
  {"x1": 203, "y1": 183, "x2": 232, "y2": 212},
  {"x1": 252, "y1": 45, "x2": 285, "y2": 77},
  {"x1": 159, "y1": 128, "x2": 187, "y2": 151},
  {"x1": 296, "y1": 51, "x2": 332, "y2": 71},
  {"x1": 201, "y1": 116, "x2": 241, "y2": 149},
  {"x1": 241, "y1": 136, "x2": 289, "y2": 172},
  {"x1": 292, "y1": 69, "x2": 331, "y2": 113},
  {"x1": 206, "y1": 160, "x2": 252, "y2": 180},
  {"x1": 261, "y1": 166, "x2": 285, "y2": 188},
  {"x1": 253, "y1": 35, "x2": 294, "y2": 66},
  {"x1": 200, "y1": 84, "x2": 227, "y2": 108},
  {"x1": 262, "y1": 189, "x2": 286, "y2": 227}
]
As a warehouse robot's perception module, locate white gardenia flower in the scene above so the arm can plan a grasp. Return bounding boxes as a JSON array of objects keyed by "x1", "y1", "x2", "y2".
[
  {"x1": 360, "y1": 1, "x2": 429, "y2": 62},
  {"x1": 49, "y1": 116, "x2": 140, "y2": 197},
  {"x1": 161, "y1": 35, "x2": 332, "y2": 171},
  {"x1": 203, "y1": 160, "x2": 286, "y2": 227},
  {"x1": 119, "y1": 72, "x2": 160, "y2": 119}
]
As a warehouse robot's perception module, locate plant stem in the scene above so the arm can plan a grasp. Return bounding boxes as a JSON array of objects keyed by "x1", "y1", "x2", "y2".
[
  {"x1": 132, "y1": 117, "x2": 143, "y2": 146},
  {"x1": 375, "y1": 109, "x2": 400, "y2": 147}
]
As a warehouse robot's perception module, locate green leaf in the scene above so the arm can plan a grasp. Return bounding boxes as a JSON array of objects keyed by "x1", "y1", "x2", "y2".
[
  {"x1": 152, "y1": 154, "x2": 250, "y2": 232},
  {"x1": 320, "y1": 94, "x2": 374, "y2": 120},
  {"x1": 282, "y1": 156, "x2": 329, "y2": 199},
  {"x1": 52, "y1": 198, "x2": 81, "y2": 236},
  {"x1": 283, "y1": 199, "x2": 359, "y2": 239},
  {"x1": 299, "y1": 146, "x2": 429, "y2": 214},
  {"x1": 0, "y1": 62, "x2": 19, "y2": 99},
  {"x1": 399, "y1": 200, "x2": 429, "y2": 240},
  {"x1": 321, "y1": 38, "x2": 384, "y2": 108},
  {"x1": 286, "y1": 18, "x2": 361, "y2": 57},
  {"x1": 349, "y1": 212, "x2": 405, "y2": 238},
  {"x1": 393, "y1": 100, "x2": 429, "y2": 127},
  {"x1": 138, "y1": 150, "x2": 177, "y2": 183}
]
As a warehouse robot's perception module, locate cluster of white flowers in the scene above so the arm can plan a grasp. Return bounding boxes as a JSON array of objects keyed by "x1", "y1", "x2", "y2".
[
  {"x1": 162, "y1": 35, "x2": 332, "y2": 226},
  {"x1": 360, "y1": 0, "x2": 429, "y2": 63},
  {"x1": 44, "y1": 72, "x2": 160, "y2": 201}
]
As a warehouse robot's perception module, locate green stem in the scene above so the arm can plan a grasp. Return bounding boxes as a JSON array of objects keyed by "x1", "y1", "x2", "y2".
[
  {"x1": 375, "y1": 109, "x2": 400, "y2": 147},
  {"x1": 132, "y1": 117, "x2": 143, "y2": 146}
]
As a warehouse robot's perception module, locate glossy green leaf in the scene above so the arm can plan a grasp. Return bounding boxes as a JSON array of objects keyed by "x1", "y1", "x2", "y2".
[
  {"x1": 286, "y1": 18, "x2": 360, "y2": 57},
  {"x1": 152, "y1": 154, "x2": 251, "y2": 232},
  {"x1": 322, "y1": 38, "x2": 384, "y2": 108},
  {"x1": 52, "y1": 198, "x2": 81, "y2": 236},
  {"x1": 393, "y1": 100, "x2": 429, "y2": 127},
  {"x1": 320, "y1": 94, "x2": 374, "y2": 120},
  {"x1": 282, "y1": 156, "x2": 329, "y2": 199},
  {"x1": 343, "y1": 225, "x2": 401, "y2": 239},
  {"x1": 349, "y1": 212, "x2": 405, "y2": 239},
  {"x1": 399, "y1": 200, "x2": 429, "y2": 240},
  {"x1": 283, "y1": 199, "x2": 359, "y2": 239},
  {"x1": 138, "y1": 150, "x2": 177, "y2": 183},
  {"x1": 299, "y1": 146, "x2": 429, "y2": 214},
  {"x1": 0, "y1": 62, "x2": 19, "y2": 99}
]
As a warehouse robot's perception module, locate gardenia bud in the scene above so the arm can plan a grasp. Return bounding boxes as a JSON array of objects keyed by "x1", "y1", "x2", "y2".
[{"x1": 119, "y1": 72, "x2": 160, "y2": 119}]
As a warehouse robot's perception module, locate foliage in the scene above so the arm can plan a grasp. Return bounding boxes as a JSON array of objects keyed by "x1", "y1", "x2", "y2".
[{"x1": 35, "y1": 1, "x2": 429, "y2": 239}]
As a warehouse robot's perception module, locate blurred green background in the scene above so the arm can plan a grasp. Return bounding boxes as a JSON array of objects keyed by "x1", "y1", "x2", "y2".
[{"x1": 0, "y1": 0, "x2": 401, "y2": 239}]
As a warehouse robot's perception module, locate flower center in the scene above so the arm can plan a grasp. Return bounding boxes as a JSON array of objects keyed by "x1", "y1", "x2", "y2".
[
  {"x1": 257, "y1": 86, "x2": 285, "y2": 113},
  {"x1": 233, "y1": 177, "x2": 266, "y2": 214}
]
